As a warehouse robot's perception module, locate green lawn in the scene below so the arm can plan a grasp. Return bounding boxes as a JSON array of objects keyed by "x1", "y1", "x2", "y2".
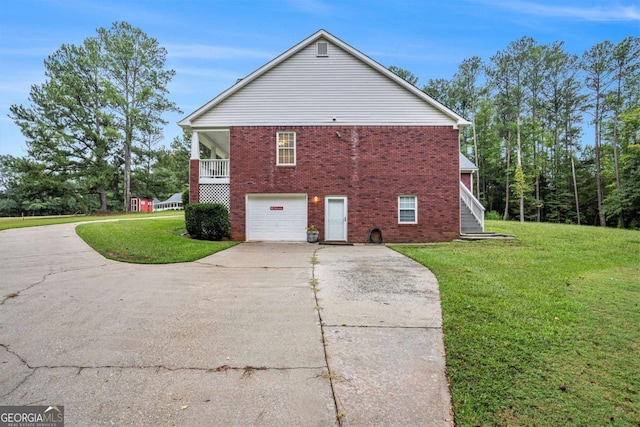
[
  {"x1": 392, "y1": 221, "x2": 640, "y2": 426},
  {"x1": 0, "y1": 211, "x2": 181, "y2": 231},
  {"x1": 75, "y1": 216, "x2": 237, "y2": 263},
  {"x1": 3, "y1": 214, "x2": 638, "y2": 424}
]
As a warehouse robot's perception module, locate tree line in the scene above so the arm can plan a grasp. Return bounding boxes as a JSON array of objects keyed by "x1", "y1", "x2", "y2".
[
  {"x1": 2, "y1": 27, "x2": 638, "y2": 227},
  {"x1": 393, "y1": 35, "x2": 639, "y2": 229},
  {"x1": 0, "y1": 22, "x2": 187, "y2": 216}
]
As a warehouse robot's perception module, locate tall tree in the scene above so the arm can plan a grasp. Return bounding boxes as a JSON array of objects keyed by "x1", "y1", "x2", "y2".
[
  {"x1": 10, "y1": 38, "x2": 117, "y2": 211},
  {"x1": 167, "y1": 131, "x2": 192, "y2": 187},
  {"x1": 0, "y1": 155, "x2": 22, "y2": 216},
  {"x1": 560, "y1": 74, "x2": 588, "y2": 225},
  {"x1": 539, "y1": 43, "x2": 587, "y2": 224},
  {"x1": 149, "y1": 131, "x2": 191, "y2": 199},
  {"x1": 474, "y1": 97, "x2": 504, "y2": 211},
  {"x1": 389, "y1": 66, "x2": 419, "y2": 86},
  {"x1": 0, "y1": 155, "x2": 87, "y2": 216},
  {"x1": 422, "y1": 78, "x2": 454, "y2": 107},
  {"x1": 603, "y1": 143, "x2": 640, "y2": 228},
  {"x1": 98, "y1": 22, "x2": 181, "y2": 211},
  {"x1": 582, "y1": 41, "x2": 614, "y2": 226},
  {"x1": 523, "y1": 42, "x2": 547, "y2": 222},
  {"x1": 606, "y1": 36, "x2": 640, "y2": 227},
  {"x1": 391, "y1": 36, "x2": 638, "y2": 230},
  {"x1": 131, "y1": 124, "x2": 163, "y2": 198},
  {"x1": 488, "y1": 39, "x2": 532, "y2": 221},
  {"x1": 485, "y1": 52, "x2": 513, "y2": 219},
  {"x1": 451, "y1": 56, "x2": 485, "y2": 197}
]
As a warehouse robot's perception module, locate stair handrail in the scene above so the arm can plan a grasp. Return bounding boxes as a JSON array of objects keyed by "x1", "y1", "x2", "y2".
[{"x1": 460, "y1": 181, "x2": 485, "y2": 231}]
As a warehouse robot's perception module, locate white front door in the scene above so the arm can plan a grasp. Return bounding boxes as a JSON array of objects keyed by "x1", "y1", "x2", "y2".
[{"x1": 325, "y1": 197, "x2": 347, "y2": 241}]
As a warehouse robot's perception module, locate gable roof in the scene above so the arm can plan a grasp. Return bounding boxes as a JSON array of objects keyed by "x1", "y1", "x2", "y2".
[
  {"x1": 460, "y1": 153, "x2": 478, "y2": 171},
  {"x1": 179, "y1": 29, "x2": 470, "y2": 129},
  {"x1": 164, "y1": 192, "x2": 183, "y2": 203}
]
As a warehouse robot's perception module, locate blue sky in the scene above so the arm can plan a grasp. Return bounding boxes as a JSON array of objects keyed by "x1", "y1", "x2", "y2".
[{"x1": 1, "y1": 0, "x2": 638, "y2": 157}]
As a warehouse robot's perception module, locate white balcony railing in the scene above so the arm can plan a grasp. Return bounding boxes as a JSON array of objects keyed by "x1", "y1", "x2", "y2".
[
  {"x1": 460, "y1": 181, "x2": 485, "y2": 230},
  {"x1": 200, "y1": 159, "x2": 229, "y2": 178}
]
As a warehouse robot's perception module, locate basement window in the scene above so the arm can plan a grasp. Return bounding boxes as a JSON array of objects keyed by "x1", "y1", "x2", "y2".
[
  {"x1": 398, "y1": 196, "x2": 417, "y2": 224},
  {"x1": 316, "y1": 41, "x2": 328, "y2": 57}
]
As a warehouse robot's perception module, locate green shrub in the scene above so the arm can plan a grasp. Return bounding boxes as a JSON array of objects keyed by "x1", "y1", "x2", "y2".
[
  {"x1": 185, "y1": 203, "x2": 230, "y2": 240},
  {"x1": 485, "y1": 210, "x2": 502, "y2": 220},
  {"x1": 182, "y1": 189, "x2": 190, "y2": 207}
]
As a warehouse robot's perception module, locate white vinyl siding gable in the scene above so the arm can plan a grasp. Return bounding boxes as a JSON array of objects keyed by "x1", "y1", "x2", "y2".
[
  {"x1": 398, "y1": 196, "x2": 417, "y2": 224},
  {"x1": 191, "y1": 39, "x2": 455, "y2": 128}
]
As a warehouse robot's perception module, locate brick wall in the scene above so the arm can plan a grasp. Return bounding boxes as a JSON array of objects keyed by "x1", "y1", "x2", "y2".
[
  {"x1": 189, "y1": 159, "x2": 200, "y2": 204},
  {"x1": 461, "y1": 172, "x2": 472, "y2": 191},
  {"x1": 227, "y1": 125, "x2": 460, "y2": 243}
]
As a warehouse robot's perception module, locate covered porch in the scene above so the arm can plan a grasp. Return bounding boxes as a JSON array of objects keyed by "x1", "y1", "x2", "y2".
[
  {"x1": 190, "y1": 129, "x2": 231, "y2": 184},
  {"x1": 189, "y1": 129, "x2": 231, "y2": 208}
]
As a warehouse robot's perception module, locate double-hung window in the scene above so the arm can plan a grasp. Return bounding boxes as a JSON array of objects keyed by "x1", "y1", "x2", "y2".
[
  {"x1": 277, "y1": 132, "x2": 296, "y2": 166},
  {"x1": 398, "y1": 196, "x2": 417, "y2": 224}
]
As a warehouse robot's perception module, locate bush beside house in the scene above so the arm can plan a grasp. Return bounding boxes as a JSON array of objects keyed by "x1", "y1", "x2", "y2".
[
  {"x1": 182, "y1": 189, "x2": 190, "y2": 208},
  {"x1": 185, "y1": 203, "x2": 230, "y2": 241}
]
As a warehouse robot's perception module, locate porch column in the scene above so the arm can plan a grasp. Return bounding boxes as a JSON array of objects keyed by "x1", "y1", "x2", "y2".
[
  {"x1": 191, "y1": 131, "x2": 200, "y2": 159},
  {"x1": 189, "y1": 131, "x2": 200, "y2": 204},
  {"x1": 470, "y1": 172, "x2": 474, "y2": 195}
]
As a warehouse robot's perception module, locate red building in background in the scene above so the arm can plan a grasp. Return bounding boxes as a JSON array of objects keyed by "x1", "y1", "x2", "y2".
[{"x1": 130, "y1": 196, "x2": 154, "y2": 213}]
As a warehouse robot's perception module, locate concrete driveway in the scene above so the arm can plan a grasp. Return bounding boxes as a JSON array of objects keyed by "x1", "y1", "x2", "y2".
[{"x1": 0, "y1": 223, "x2": 452, "y2": 426}]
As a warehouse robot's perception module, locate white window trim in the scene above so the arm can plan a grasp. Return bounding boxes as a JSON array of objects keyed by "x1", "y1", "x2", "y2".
[
  {"x1": 276, "y1": 131, "x2": 296, "y2": 166},
  {"x1": 398, "y1": 195, "x2": 418, "y2": 224},
  {"x1": 316, "y1": 41, "x2": 329, "y2": 57}
]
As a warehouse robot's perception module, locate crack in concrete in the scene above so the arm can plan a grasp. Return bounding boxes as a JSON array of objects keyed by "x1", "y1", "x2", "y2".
[
  {"x1": 1, "y1": 342, "x2": 327, "y2": 399},
  {"x1": 1, "y1": 369, "x2": 36, "y2": 400},
  {"x1": 1, "y1": 263, "x2": 108, "y2": 305},
  {"x1": 1, "y1": 271, "x2": 55, "y2": 305},
  {"x1": 310, "y1": 248, "x2": 344, "y2": 426},
  {"x1": 324, "y1": 324, "x2": 443, "y2": 330},
  {"x1": 0, "y1": 343, "x2": 36, "y2": 399},
  {"x1": 0, "y1": 343, "x2": 31, "y2": 367},
  {"x1": 28, "y1": 364, "x2": 326, "y2": 373},
  {"x1": 193, "y1": 263, "x2": 309, "y2": 270},
  {"x1": 1, "y1": 342, "x2": 326, "y2": 399},
  {"x1": 0, "y1": 345, "x2": 326, "y2": 373}
]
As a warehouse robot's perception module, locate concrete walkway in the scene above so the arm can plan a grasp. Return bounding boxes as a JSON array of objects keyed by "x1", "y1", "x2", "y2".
[{"x1": 0, "y1": 224, "x2": 452, "y2": 426}]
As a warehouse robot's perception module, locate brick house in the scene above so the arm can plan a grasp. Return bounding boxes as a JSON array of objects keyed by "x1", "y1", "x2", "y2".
[{"x1": 179, "y1": 30, "x2": 484, "y2": 243}]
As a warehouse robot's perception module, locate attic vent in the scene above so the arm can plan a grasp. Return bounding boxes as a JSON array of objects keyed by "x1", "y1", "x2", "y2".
[{"x1": 316, "y1": 41, "x2": 328, "y2": 57}]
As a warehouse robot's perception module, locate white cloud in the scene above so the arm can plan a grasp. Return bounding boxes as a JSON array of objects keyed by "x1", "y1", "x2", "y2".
[
  {"x1": 0, "y1": 75, "x2": 44, "y2": 96},
  {"x1": 166, "y1": 44, "x2": 274, "y2": 60},
  {"x1": 476, "y1": 0, "x2": 640, "y2": 21},
  {"x1": 174, "y1": 67, "x2": 241, "y2": 80},
  {"x1": 44, "y1": 0, "x2": 176, "y2": 26},
  {"x1": 371, "y1": 49, "x2": 462, "y2": 64},
  {"x1": 0, "y1": 47, "x2": 58, "y2": 56}
]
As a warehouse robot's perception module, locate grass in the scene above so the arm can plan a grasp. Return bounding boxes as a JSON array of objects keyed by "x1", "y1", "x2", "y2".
[
  {"x1": 0, "y1": 211, "x2": 181, "y2": 231},
  {"x1": 4, "y1": 213, "x2": 638, "y2": 423},
  {"x1": 392, "y1": 221, "x2": 640, "y2": 427},
  {"x1": 76, "y1": 216, "x2": 237, "y2": 263},
  {"x1": 1, "y1": 211, "x2": 236, "y2": 263}
]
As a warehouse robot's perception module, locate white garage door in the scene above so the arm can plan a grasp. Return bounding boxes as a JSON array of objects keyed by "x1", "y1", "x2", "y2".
[{"x1": 246, "y1": 194, "x2": 307, "y2": 241}]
